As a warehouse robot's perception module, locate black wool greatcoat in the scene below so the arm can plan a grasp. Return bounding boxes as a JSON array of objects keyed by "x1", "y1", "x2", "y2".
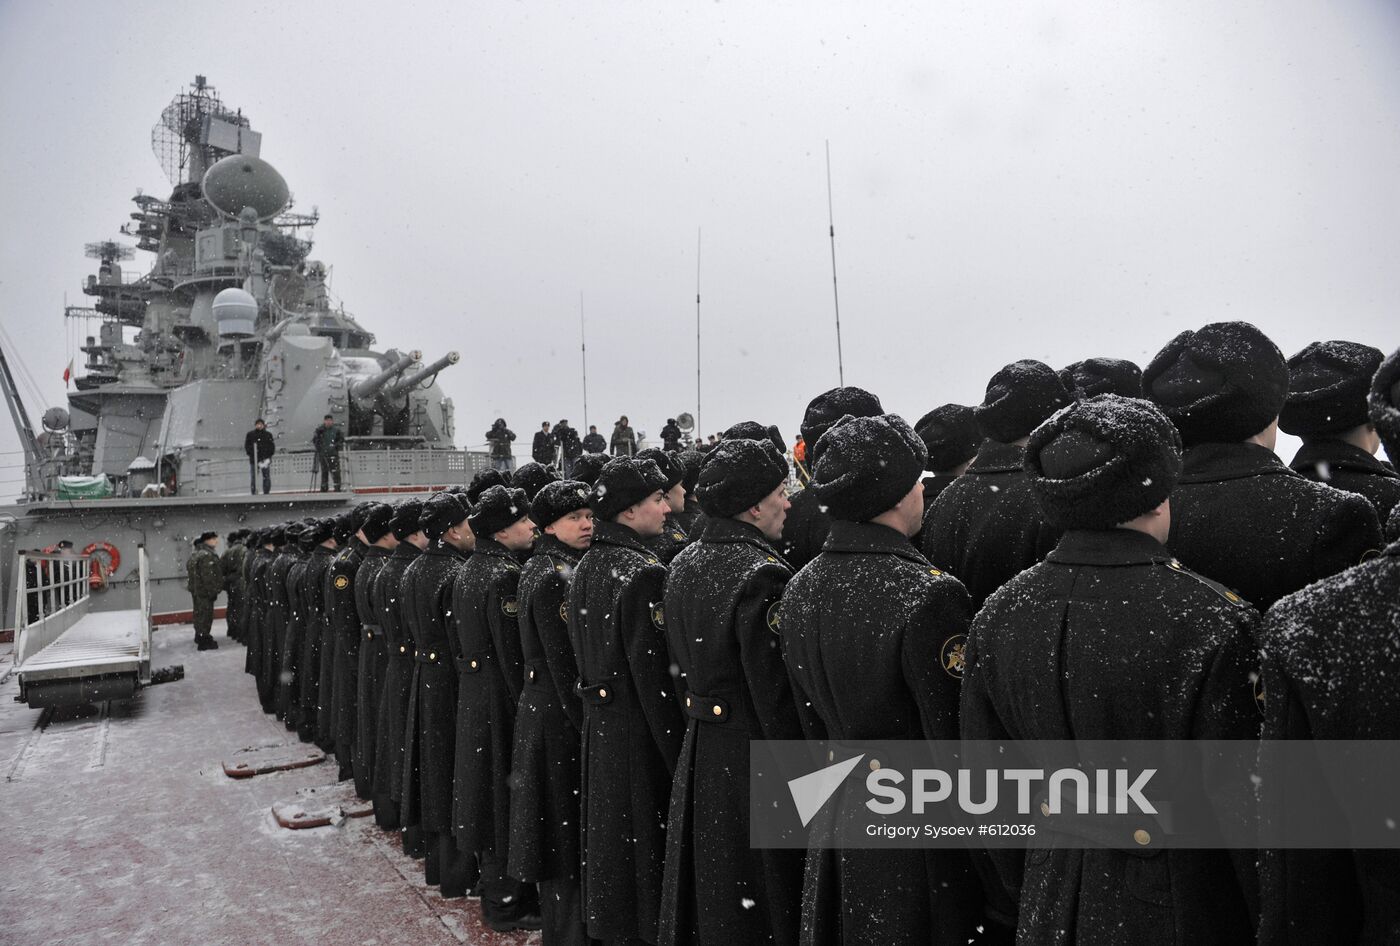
[
  {"x1": 920, "y1": 440, "x2": 1062, "y2": 609},
  {"x1": 352, "y1": 545, "x2": 391, "y2": 795},
  {"x1": 658, "y1": 517, "x2": 804, "y2": 946},
  {"x1": 778, "y1": 520, "x2": 985, "y2": 946},
  {"x1": 372, "y1": 542, "x2": 422, "y2": 805},
  {"x1": 278, "y1": 552, "x2": 310, "y2": 726},
  {"x1": 507, "y1": 534, "x2": 585, "y2": 884},
  {"x1": 448, "y1": 536, "x2": 526, "y2": 858},
  {"x1": 568, "y1": 519, "x2": 684, "y2": 944},
  {"x1": 961, "y1": 528, "x2": 1262, "y2": 945},
  {"x1": 1168, "y1": 441, "x2": 1383, "y2": 610},
  {"x1": 400, "y1": 542, "x2": 467, "y2": 833},
  {"x1": 326, "y1": 540, "x2": 367, "y2": 775},
  {"x1": 244, "y1": 548, "x2": 272, "y2": 680},
  {"x1": 260, "y1": 550, "x2": 297, "y2": 713},
  {"x1": 645, "y1": 514, "x2": 691, "y2": 565},
  {"x1": 1256, "y1": 540, "x2": 1400, "y2": 945},
  {"x1": 298, "y1": 545, "x2": 336, "y2": 740},
  {"x1": 778, "y1": 487, "x2": 831, "y2": 573},
  {"x1": 1289, "y1": 438, "x2": 1400, "y2": 525}
]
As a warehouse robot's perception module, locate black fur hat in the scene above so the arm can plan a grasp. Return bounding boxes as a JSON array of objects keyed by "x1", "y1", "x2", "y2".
[
  {"x1": 721, "y1": 421, "x2": 785, "y2": 455},
  {"x1": 1025, "y1": 395, "x2": 1182, "y2": 530},
  {"x1": 467, "y1": 468, "x2": 512, "y2": 505},
  {"x1": 975, "y1": 360, "x2": 1072, "y2": 444},
  {"x1": 800, "y1": 387, "x2": 884, "y2": 466},
  {"x1": 390, "y1": 499, "x2": 425, "y2": 540},
  {"x1": 1369, "y1": 346, "x2": 1400, "y2": 464},
  {"x1": 1144, "y1": 321, "x2": 1289, "y2": 446},
  {"x1": 636, "y1": 448, "x2": 684, "y2": 491},
  {"x1": 591, "y1": 457, "x2": 668, "y2": 521},
  {"x1": 530, "y1": 480, "x2": 593, "y2": 529},
  {"x1": 469, "y1": 485, "x2": 531, "y2": 538},
  {"x1": 1281, "y1": 340, "x2": 1384, "y2": 438},
  {"x1": 811, "y1": 414, "x2": 926, "y2": 522},
  {"x1": 571, "y1": 453, "x2": 609, "y2": 486},
  {"x1": 1059, "y1": 358, "x2": 1143, "y2": 399},
  {"x1": 511, "y1": 461, "x2": 560, "y2": 501},
  {"x1": 420, "y1": 492, "x2": 470, "y2": 541},
  {"x1": 914, "y1": 404, "x2": 980, "y2": 473},
  {"x1": 360, "y1": 503, "x2": 396, "y2": 543},
  {"x1": 695, "y1": 439, "x2": 789, "y2": 518}
]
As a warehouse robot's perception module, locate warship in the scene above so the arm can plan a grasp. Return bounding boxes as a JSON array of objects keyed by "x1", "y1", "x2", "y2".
[{"x1": 0, "y1": 76, "x2": 489, "y2": 635}]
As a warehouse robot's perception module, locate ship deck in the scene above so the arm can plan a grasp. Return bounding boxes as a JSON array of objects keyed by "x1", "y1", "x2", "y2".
[
  {"x1": 0, "y1": 621, "x2": 539, "y2": 946},
  {"x1": 19, "y1": 608, "x2": 145, "y2": 680}
]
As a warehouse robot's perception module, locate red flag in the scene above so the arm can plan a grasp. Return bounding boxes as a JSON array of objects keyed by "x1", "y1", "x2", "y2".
[{"x1": 63, "y1": 357, "x2": 73, "y2": 387}]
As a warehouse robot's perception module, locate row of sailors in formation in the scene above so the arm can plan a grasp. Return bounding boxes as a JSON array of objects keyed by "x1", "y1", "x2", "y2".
[{"x1": 218, "y1": 322, "x2": 1399, "y2": 945}]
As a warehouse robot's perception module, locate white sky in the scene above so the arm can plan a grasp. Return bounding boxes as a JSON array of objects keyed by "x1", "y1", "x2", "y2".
[{"x1": 1, "y1": 0, "x2": 1397, "y2": 492}]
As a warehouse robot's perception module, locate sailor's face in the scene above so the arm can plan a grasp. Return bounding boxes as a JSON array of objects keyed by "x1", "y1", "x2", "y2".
[{"x1": 546, "y1": 508, "x2": 594, "y2": 550}]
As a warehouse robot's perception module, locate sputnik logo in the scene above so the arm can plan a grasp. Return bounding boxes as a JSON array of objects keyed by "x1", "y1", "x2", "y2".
[{"x1": 787, "y1": 754, "x2": 865, "y2": 827}]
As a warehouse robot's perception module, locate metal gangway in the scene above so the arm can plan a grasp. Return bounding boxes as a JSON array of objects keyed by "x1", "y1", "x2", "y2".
[{"x1": 11, "y1": 547, "x2": 152, "y2": 708}]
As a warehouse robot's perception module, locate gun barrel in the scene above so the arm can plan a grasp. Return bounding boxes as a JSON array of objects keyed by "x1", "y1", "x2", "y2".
[
  {"x1": 350, "y1": 350, "x2": 420, "y2": 401},
  {"x1": 389, "y1": 351, "x2": 459, "y2": 394}
]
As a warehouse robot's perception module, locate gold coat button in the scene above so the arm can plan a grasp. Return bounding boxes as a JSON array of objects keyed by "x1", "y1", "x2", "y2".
[
  {"x1": 711, "y1": 705, "x2": 722, "y2": 716},
  {"x1": 429, "y1": 652, "x2": 436, "y2": 661},
  {"x1": 528, "y1": 669, "x2": 535, "y2": 681},
  {"x1": 1040, "y1": 802, "x2": 1050, "y2": 817},
  {"x1": 685, "y1": 697, "x2": 692, "y2": 707},
  {"x1": 1133, "y1": 829, "x2": 1151, "y2": 846},
  {"x1": 598, "y1": 688, "x2": 607, "y2": 699},
  {"x1": 399, "y1": 645, "x2": 406, "y2": 653},
  {"x1": 470, "y1": 659, "x2": 478, "y2": 669},
  {"x1": 869, "y1": 759, "x2": 881, "y2": 771},
  {"x1": 827, "y1": 750, "x2": 835, "y2": 762},
  {"x1": 366, "y1": 631, "x2": 372, "y2": 639}
]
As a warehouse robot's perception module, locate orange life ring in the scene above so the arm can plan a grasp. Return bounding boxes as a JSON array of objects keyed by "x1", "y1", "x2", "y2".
[{"x1": 81, "y1": 541, "x2": 120, "y2": 589}]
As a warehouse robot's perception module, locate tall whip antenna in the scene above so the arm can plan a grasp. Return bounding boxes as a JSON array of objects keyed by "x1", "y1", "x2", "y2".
[
  {"x1": 695, "y1": 227, "x2": 702, "y2": 439},
  {"x1": 579, "y1": 291, "x2": 590, "y2": 431},
  {"x1": 825, "y1": 140, "x2": 845, "y2": 386}
]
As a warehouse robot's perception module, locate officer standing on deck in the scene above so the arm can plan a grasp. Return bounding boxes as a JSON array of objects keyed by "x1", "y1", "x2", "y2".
[
  {"x1": 568, "y1": 456, "x2": 682, "y2": 946},
  {"x1": 658, "y1": 438, "x2": 803, "y2": 946},
  {"x1": 961, "y1": 395, "x2": 1260, "y2": 945},
  {"x1": 555, "y1": 418, "x2": 583, "y2": 477},
  {"x1": 508, "y1": 480, "x2": 596, "y2": 946},
  {"x1": 778, "y1": 413, "x2": 988, "y2": 945},
  {"x1": 1144, "y1": 321, "x2": 1381, "y2": 609},
  {"x1": 1281, "y1": 340, "x2": 1400, "y2": 524},
  {"x1": 921, "y1": 359, "x2": 1071, "y2": 608},
  {"x1": 186, "y1": 531, "x2": 223, "y2": 651},
  {"x1": 312, "y1": 414, "x2": 346, "y2": 492},
  {"x1": 245, "y1": 418, "x2": 275, "y2": 495}
]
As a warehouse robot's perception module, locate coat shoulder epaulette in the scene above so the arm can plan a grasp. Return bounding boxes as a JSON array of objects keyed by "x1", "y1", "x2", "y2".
[{"x1": 1161, "y1": 557, "x2": 1250, "y2": 609}]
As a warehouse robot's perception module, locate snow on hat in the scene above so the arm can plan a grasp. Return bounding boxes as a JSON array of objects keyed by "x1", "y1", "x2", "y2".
[
  {"x1": 1281, "y1": 341, "x2": 1384, "y2": 438},
  {"x1": 975, "y1": 360, "x2": 1072, "y2": 444},
  {"x1": 636, "y1": 448, "x2": 684, "y2": 491},
  {"x1": 469, "y1": 485, "x2": 531, "y2": 537},
  {"x1": 467, "y1": 468, "x2": 511, "y2": 505},
  {"x1": 1144, "y1": 321, "x2": 1289, "y2": 447},
  {"x1": 914, "y1": 404, "x2": 981, "y2": 473},
  {"x1": 721, "y1": 421, "x2": 786, "y2": 454},
  {"x1": 300, "y1": 517, "x2": 334, "y2": 548},
  {"x1": 331, "y1": 511, "x2": 357, "y2": 543},
  {"x1": 281, "y1": 520, "x2": 306, "y2": 544},
  {"x1": 591, "y1": 456, "x2": 668, "y2": 521},
  {"x1": 511, "y1": 461, "x2": 560, "y2": 501},
  {"x1": 531, "y1": 479, "x2": 593, "y2": 528},
  {"x1": 1369, "y1": 346, "x2": 1400, "y2": 464},
  {"x1": 1025, "y1": 395, "x2": 1181, "y2": 530},
  {"x1": 811, "y1": 413, "x2": 926, "y2": 522},
  {"x1": 360, "y1": 503, "x2": 396, "y2": 543},
  {"x1": 571, "y1": 453, "x2": 609, "y2": 486},
  {"x1": 675, "y1": 449, "x2": 705, "y2": 494},
  {"x1": 1059, "y1": 358, "x2": 1143, "y2": 399},
  {"x1": 420, "y1": 492, "x2": 470, "y2": 540},
  {"x1": 695, "y1": 438, "x2": 789, "y2": 518},
  {"x1": 390, "y1": 499, "x2": 425, "y2": 540},
  {"x1": 800, "y1": 387, "x2": 884, "y2": 465}
]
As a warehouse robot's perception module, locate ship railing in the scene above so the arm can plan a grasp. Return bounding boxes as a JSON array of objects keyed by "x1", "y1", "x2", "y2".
[
  {"x1": 182, "y1": 447, "x2": 491, "y2": 496},
  {"x1": 136, "y1": 546, "x2": 151, "y2": 681},
  {"x1": 12, "y1": 552, "x2": 91, "y2": 670}
]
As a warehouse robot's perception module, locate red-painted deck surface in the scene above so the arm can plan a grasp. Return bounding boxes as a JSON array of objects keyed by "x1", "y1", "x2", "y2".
[{"x1": 0, "y1": 620, "x2": 540, "y2": 945}]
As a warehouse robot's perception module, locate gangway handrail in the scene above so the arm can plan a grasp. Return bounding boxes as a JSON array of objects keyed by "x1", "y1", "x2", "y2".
[
  {"x1": 13, "y1": 552, "x2": 91, "y2": 669},
  {"x1": 136, "y1": 545, "x2": 151, "y2": 682}
]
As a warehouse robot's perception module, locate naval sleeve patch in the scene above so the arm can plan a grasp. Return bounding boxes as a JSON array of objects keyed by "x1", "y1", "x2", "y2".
[
  {"x1": 766, "y1": 600, "x2": 781, "y2": 635},
  {"x1": 941, "y1": 633, "x2": 967, "y2": 679},
  {"x1": 559, "y1": 600, "x2": 569, "y2": 623},
  {"x1": 650, "y1": 603, "x2": 666, "y2": 631},
  {"x1": 333, "y1": 574, "x2": 350, "y2": 591},
  {"x1": 501, "y1": 596, "x2": 519, "y2": 617}
]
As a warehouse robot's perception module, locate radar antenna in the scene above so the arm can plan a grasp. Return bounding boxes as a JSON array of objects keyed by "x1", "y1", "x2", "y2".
[
  {"x1": 84, "y1": 241, "x2": 135, "y2": 262},
  {"x1": 151, "y1": 75, "x2": 257, "y2": 186}
]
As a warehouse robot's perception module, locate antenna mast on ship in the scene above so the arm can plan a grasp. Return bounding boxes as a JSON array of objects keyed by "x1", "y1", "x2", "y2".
[{"x1": 0, "y1": 334, "x2": 46, "y2": 501}]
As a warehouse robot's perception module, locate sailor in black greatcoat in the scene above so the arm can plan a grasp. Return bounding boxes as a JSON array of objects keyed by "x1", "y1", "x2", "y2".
[
  {"x1": 1374, "y1": 348, "x2": 1400, "y2": 542},
  {"x1": 1145, "y1": 322, "x2": 1382, "y2": 609},
  {"x1": 913, "y1": 403, "x2": 980, "y2": 517},
  {"x1": 658, "y1": 438, "x2": 802, "y2": 946},
  {"x1": 920, "y1": 359, "x2": 1071, "y2": 608},
  {"x1": 779, "y1": 387, "x2": 884, "y2": 571},
  {"x1": 244, "y1": 529, "x2": 276, "y2": 685},
  {"x1": 637, "y1": 448, "x2": 690, "y2": 564},
  {"x1": 401, "y1": 491, "x2": 475, "y2": 895},
  {"x1": 1281, "y1": 340, "x2": 1400, "y2": 524},
  {"x1": 568, "y1": 456, "x2": 683, "y2": 945},
  {"x1": 508, "y1": 480, "x2": 598, "y2": 946},
  {"x1": 672, "y1": 450, "x2": 704, "y2": 535},
  {"x1": 261, "y1": 523, "x2": 301, "y2": 715},
  {"x1": 961, "y1": 395, "x2": 1260, "y2": 945},
  {"x1": 350, "y1": 505, "x2": 399, "y2": 798},
  {"x1": 297, "y1": 519, "x2": 338, "y2": 744},
  {"x1": 369, "y1": 500, "x2": 426, "y2": 830},
  {"x1": 1256, "y1": 518, "x2": 1400, "y2": 943},
  {"x1": 779, "y1": 413, "x2": 987, "y2": 945},
  {"x1": 316, "y1": 509, "x2": 366, "y2": 751},
  {"x1": 450, "y1": 485, "x2": 540, "y2": 931},
  {"x1": 277, "y1": 521, "x2": 320, "y2": 730},
  {"x1": 328, "y1": 504, "x2": 386, "y2": 782}
]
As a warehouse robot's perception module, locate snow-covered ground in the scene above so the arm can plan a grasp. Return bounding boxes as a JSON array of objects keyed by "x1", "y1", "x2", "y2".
[{"x1": 0, "y1": 621, "x2": 540, "y2": 946}]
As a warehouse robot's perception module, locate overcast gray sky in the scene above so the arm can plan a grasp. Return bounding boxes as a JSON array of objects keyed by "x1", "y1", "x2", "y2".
[{"x1": 1, "y1": 0, "x2": 1397, "y2": 491}]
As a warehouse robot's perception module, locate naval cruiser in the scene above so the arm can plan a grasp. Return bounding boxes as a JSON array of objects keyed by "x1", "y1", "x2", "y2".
[{"x1": 0, "y1": 76, "x2": 488, "y2": 636}]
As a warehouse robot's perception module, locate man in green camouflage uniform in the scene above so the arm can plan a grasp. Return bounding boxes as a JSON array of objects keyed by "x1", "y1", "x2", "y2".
[{"x1": 187, "y1": 531, "x2": 224, "y2": 651}]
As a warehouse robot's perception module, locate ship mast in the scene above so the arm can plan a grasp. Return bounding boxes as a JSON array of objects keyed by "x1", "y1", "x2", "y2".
[{"x1": 0, "y1": 335, "x2": 46, "y2": 501}]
